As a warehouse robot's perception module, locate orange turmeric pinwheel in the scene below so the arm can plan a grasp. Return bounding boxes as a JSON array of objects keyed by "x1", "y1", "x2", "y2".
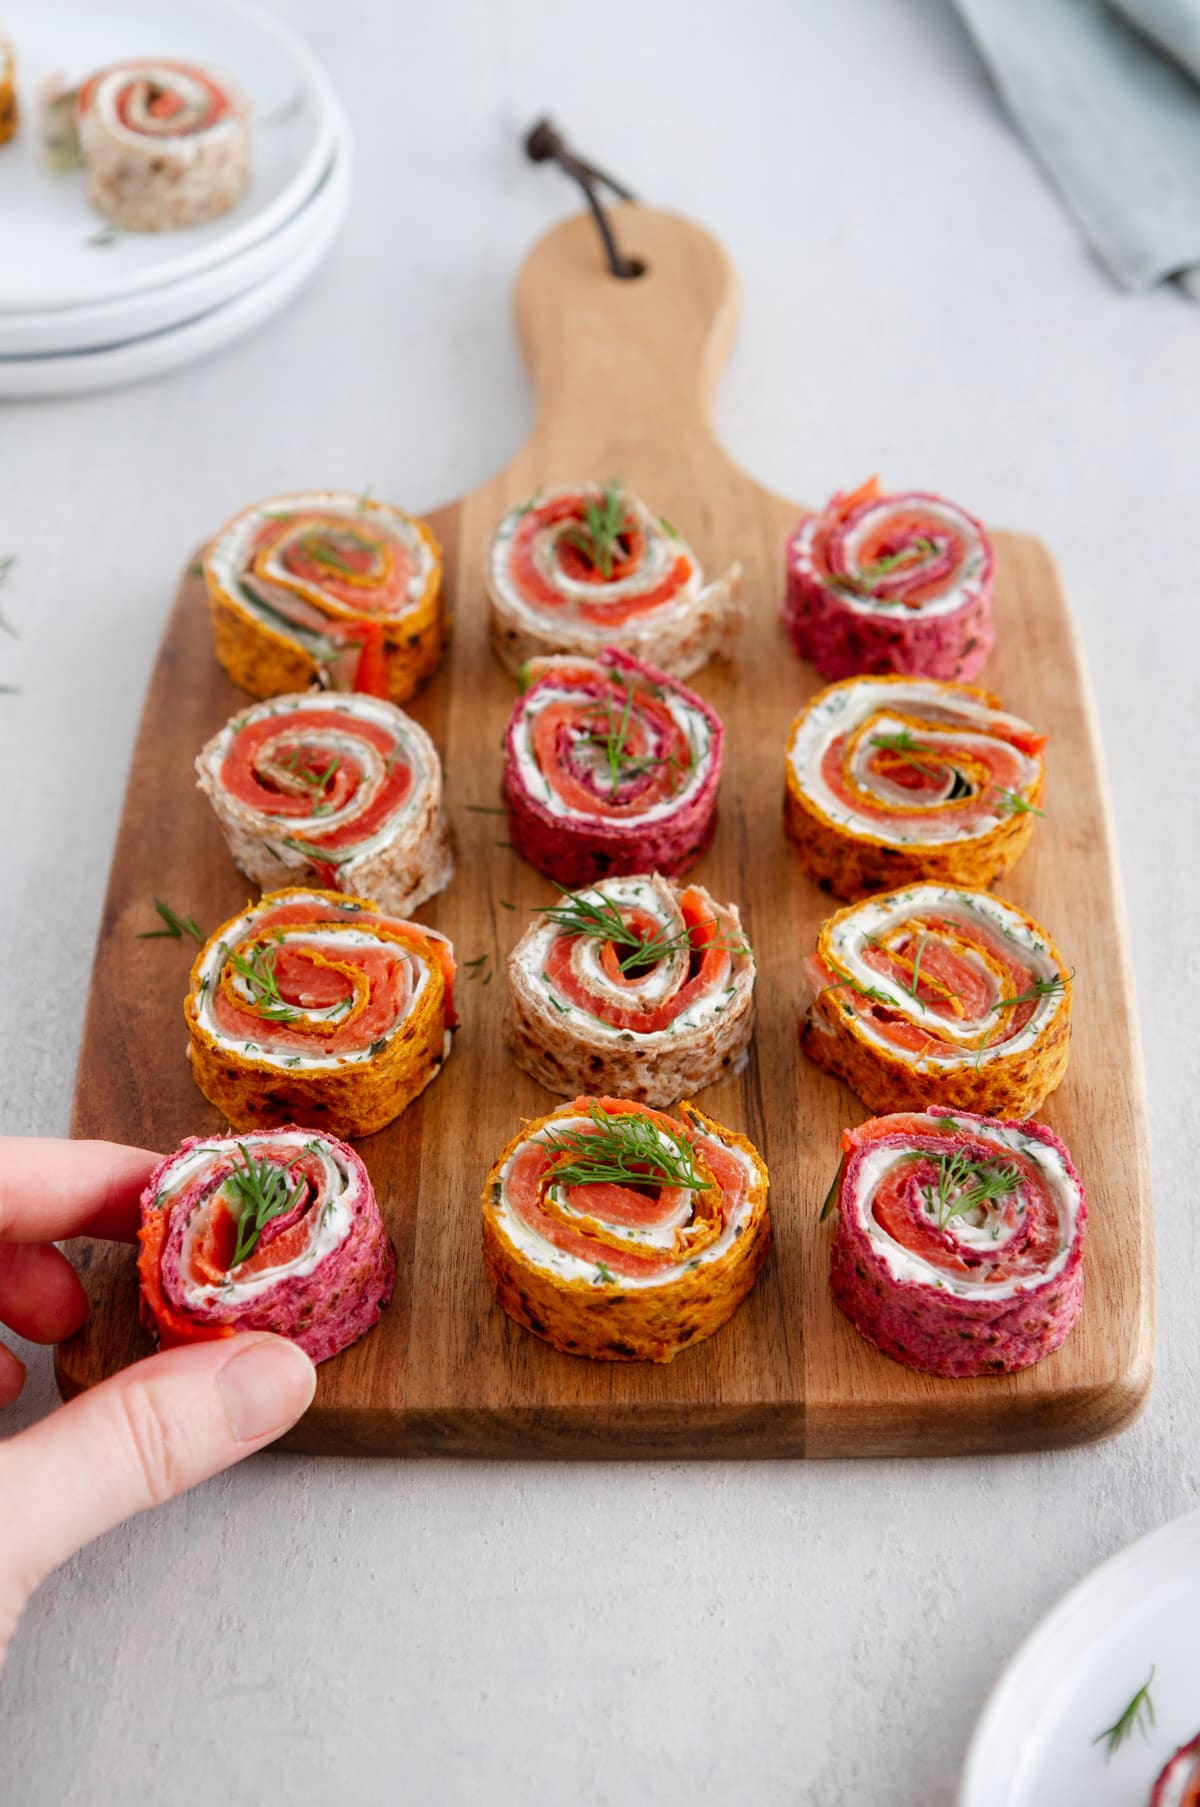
[
  {"x1": 185, "y1": 888, "x2": 456, "y2": 1138},
  {"x1": 204, "y1": 490, "x2": 445, "y2": 706},
  {"x1": 784, "y1": 674, "x2": 1045, "y2": 898},
  {"x1": 482, "y1": 1096, "x2": 770, "y2": 1363}
]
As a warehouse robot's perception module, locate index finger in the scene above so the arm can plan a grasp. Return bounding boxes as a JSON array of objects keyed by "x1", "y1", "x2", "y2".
[{"x1": 0, "y1": 1139, "x2": 160, "y2": 1244}]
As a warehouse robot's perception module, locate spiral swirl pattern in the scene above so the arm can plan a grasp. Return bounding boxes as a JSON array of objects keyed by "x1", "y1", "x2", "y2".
[
  {"x1": 138, "y1": 1127, "x2": 395, "y2": 1364},
  {"x1": 826, "y1": 1111, "x2": 1085, "y2": 1377},
  {"x1": 197, "y1": 690, "x2": 454, "y2": 915},
  {"x1": 482, "y1": 1096, "x2": 771, "y2": 1362},
  {"x1": 186, "y1": 887, "x2": 456, "y2": 1138},
  {"x1": 784, "y1": 674, "x2": 1045, "y2": 897},
  {"x1": 801, "y1": 883, "x2": 1072, "y2": 1117},
  {"x1": 76, "y1": 59, "x2": 250, "y2": 230}
]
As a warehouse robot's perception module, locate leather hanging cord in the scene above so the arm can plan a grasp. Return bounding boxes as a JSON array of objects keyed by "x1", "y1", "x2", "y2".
[{"x1": 524, "y1": 118, "x2": 643, "y2": 279}]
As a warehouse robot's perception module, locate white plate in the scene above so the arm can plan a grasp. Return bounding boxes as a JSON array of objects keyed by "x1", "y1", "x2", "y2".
[
  {"x1": 0, "y1": 108, "x2": 348, "y2": 355},
  {"x1": 0, "y1": 127, "x2": 350, "y2": 396},
  {"x1": 960, "y1": 1510, "x2": 1200, "y2": 1807},
  {"x1": 0, "y1": 0, "x2": 337, "y2": 313}
]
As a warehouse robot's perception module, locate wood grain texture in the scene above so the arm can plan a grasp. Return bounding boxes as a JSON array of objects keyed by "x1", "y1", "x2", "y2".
[{"x1": 57, "y1": 205, "x2": 1154, "y2": 1457}]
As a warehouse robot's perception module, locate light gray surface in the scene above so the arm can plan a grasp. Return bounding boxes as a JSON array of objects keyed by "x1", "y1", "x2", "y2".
[{"x1": 1, "y1": 2, "x2": 1196, "y2": 1803}]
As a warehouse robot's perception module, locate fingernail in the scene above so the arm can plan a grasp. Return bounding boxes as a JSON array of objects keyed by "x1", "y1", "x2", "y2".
[{"x1": 217, "y1": 1338, "x2": 316, "y2": 1442}]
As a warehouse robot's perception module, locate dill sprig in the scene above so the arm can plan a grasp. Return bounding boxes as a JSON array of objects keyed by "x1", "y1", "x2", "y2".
[
  {"x1": 819, "y1": 1157, "x2": 845, "y2": 1222},
  {"x1": 907, "y1": 929, "x2": 931, "y2": 997},
  {"x1": 463, "y1": 953, "x2": 493, "y2": 984},
  {"x1": 996, "y1": 788, "x2": 1046, "y2": 818},
  {"x1": 834, "y1": 535, "x2": 939, "y2": 596},
  {"x1": 870, "y1": 728, "x2": 944, "y2": 779},
  {"x1": 226, "y1": 1144, "x2": 306, "y2": 1267},
  {"x1": 1093, "y1": 1667, "x2": 1155, "y2": 1759},
  {"x1": 279, "y1": 748, "x2": 340, "y2": 794},
  {"x1": 915, "y1": 1149, "x2": 1021, "y2": 1231},
  {"x1": 559, "y1": 479, "x2": 632, "y2": 580},
  {"x1": 296, "y1": 526, "x2": 375, "y2": 578},
  {"x1": 139, "y1": 898, "x2": 203, "y2": 944},
  {"x1": 282, "y1": 834, "x2": 351, "y2": 865},
  {"x1": 581, "y1": 685, "x2": 685, "y2": 793},
  {"x1": 990, "y1": 970, "x2": 1072, "y2": 1013},
  {"x1": 538, "y1": 889, "x2": 748, "y2": 974},
  {"x1": 227, "y1": 944, "x2": 298, "y2": 1021},
  {"x1": 543, "y1": 1105, "x2": 707, "y2": 1192}
]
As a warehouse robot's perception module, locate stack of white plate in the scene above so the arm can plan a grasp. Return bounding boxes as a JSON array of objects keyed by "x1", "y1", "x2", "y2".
[{"x1": 0, "y1": 0, "x2": 350, "y2": 397}]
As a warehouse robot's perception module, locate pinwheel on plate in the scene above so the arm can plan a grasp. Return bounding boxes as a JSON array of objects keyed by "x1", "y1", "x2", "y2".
[
  {"x1": 73, "y1": 59, "x2": 251, "y2": 229},
  {"x1": 784, "y1": 674, "x2": 1045, "y2": 898},
  {"x1": 506, "y1": 874, "x2": 755, "y2": 1105},
  {"x1": 783, "y1": 478, "x2": 995, "y2": 682},
  {"x1": 0, "y1": 36, "x2": 17, "y2": 147},
  {"x1": 204, "y1": 490, "x2": 445, "y2": 705},
  {"x1": 185, "y1": 888, "x2": 455, "y2": 1138},
  {"x1": 800, "y1": 884, "x2": 1072, "y2": 1117},
  {"x1": 197, "y1": 690, "x2": 454, "y2": 915},
  {"x1": 502, "y1": 648, "x2": 723, "y2": 886},
  {"x1": 486, "y1": 481, "x2": 743, "y2": 679},
  {"x1": 482, "y1": 1095, "x2": 770, "y2": 1362},
  {"x1": 138, "y1": 1127, "x2": 394, "y2": 1363},
  {"x1": 822, "y1": 1110, "x2": 1086, "y2": 1377}
]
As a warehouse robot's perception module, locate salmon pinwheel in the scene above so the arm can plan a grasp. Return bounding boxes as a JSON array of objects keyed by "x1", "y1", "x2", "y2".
[
  {"x1": 74, "y1": 59, "x2": 250, "y2": 230},
  {"x1": 506, "y1": 875, "x2": 755, "y2": 1106},
  {"x1": 823, "y1": 1111, "x2": 1086, "y2": 1377},
  {"x1": 800, "y1": 884, "x2": 1072, "y2": 1117},
  {"x1": 185, "y1": 888, "x2": 456, "y2": 1138},
  {"x1": 783, "y1": 478, "x2": 995, "y2": 682},
  {"x1": 197, "y1": 691, "x2": 454, "y2": 915},
  {"x1": 0, "y1": 38, "x2": 18, "y2": 147},
  {"x1": 784, "y1": 674, "x2": 1045, "y2": 898},
  {"x1": 138, "y1": 1127, "x2": 395, "y2": 1364},
  {"x1": 204, "y1": 490, "x2": 445, "y2": 706},
  {"x1": 1151, "y1": 1734, "x2": 1200, "y2": 1807},
  {"x1": 503, "y1": 648, "x2": 724, "y2": 886},
  {"x1": 486, "y1": 482, "x2": 743, "y2": 679},
  {"x1": 482, "y1": 1095, "x2": 770, "y2": 1363}
]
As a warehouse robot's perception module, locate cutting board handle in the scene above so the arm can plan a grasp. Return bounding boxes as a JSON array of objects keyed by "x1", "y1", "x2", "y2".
[{"x1": 512, "y1": 203, "x2": 740, "y2": 469}]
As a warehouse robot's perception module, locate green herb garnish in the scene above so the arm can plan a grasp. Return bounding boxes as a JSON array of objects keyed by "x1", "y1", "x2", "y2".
[
  {"x1": 870, "y1": 728, "x2": 944, "y2": 779},
  {"x1": 227, "y1": 944, "x2": 298, "y2": 1020},
  {"x1": 538, "y1": 888, "x2": 748, "y2": 974},
  {"x1": 559, "y1": 479, "x2": 632, "y2": 579},
  {"x1": 819, "y1": 1158, "x2": 845, "y2": 1222},
  {"x1": 907, "y1": 929, "x2": 930, "y2": 997},
  {"x1": 0, "y1": 555, "x2": 17, "y2": 640},
  {"x1": 226, "y1": 1144, "x2": 306, "y2": 1267},
  {"x1": 996, "y1": 788, "x2": 1046, "y2": 818},
  {"x1": 138, "y1": 898, "x2": 204, "y2": 944},
  {"x1": 915, "y1": 1150, "x2": 1021, "y2": 1231},
  {"x1": 834, "y1": 535, "x2": 939, "y2": 596},
  {"x1": 543, "y1": 1104, "x2": 707, "y2": 1192},
  {"x1": 463, "y1": 953, "x2": 493, "y2": 984},
  {"x1": 1093, "y1": 1667, "x2": 1155, "y2": 1760},
  {"x1": 990, "y1": 970, "x2": 1072, "y2": 1013}
]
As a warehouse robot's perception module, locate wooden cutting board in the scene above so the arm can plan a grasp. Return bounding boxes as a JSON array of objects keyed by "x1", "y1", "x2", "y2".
[{"x1": 58, "y1": 205, "x2": 1154, "y2": 1457}]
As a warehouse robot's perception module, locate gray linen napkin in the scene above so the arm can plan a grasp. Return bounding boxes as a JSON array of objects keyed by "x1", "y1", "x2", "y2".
[{"x1": 954, "y1": 0, "x2": 1200, "y2": 298}]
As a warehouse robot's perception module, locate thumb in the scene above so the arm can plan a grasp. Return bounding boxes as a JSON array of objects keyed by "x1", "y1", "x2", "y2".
[{"x1": 0, "y1": 1333, "x2": 315, "y2": 1632}]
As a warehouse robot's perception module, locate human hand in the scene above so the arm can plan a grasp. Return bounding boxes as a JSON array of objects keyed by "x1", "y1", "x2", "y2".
[{"x1": 0, "y1": 1138, "x2": 316, "y2": 1671}]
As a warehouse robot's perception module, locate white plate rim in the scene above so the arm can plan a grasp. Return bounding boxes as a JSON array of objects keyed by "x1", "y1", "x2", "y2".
[
  {"x1": 0, "y1": 0, "x2": 339, "y2": 315},
  {"x1": 0, "y1": 110, "x2": 349, "y2": 355},
  {"x1": 0, "y1": 122, "x2": 350, "y2": 396},
  {"x1": 959, "y1": 1508, "x2": 1200, "y2": 1807}
]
